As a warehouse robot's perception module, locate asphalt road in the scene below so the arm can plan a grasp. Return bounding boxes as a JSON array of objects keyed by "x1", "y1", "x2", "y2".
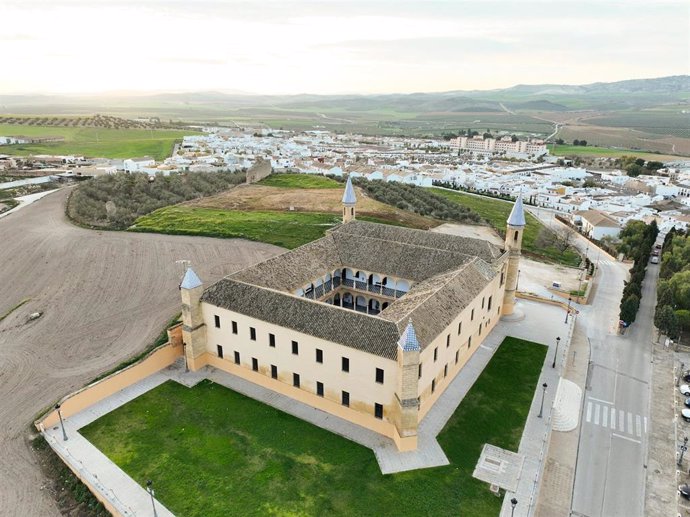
[
  {"x1": 0, "y1": 189, "x2": 282, "y2": 516},
  {"x1": 526, "y1": 207, "x2": 653, "y2": 517}
]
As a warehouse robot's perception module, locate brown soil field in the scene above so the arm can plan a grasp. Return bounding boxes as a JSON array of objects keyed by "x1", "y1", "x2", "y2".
[
  {"x1": 184, "y1": 183, "x2": 442, "y2": 229},
  {"x1": 0, "y1": 188, "x2": 282, "y2": 516}
]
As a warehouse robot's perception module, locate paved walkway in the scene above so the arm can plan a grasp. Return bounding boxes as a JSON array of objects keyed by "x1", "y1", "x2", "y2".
[{"x1": 44, "y1": 298, "x2": 573, "y2": 515}]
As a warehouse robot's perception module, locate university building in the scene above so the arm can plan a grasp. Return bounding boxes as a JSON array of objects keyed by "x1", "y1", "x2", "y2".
[{"x1": 180, "y1": 176, "x2": 526, "y2": 450}]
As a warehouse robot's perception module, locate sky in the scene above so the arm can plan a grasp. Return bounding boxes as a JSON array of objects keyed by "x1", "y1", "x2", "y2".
[{"x1": 2, "y1": 0, "x2": 688, "y2": 95}]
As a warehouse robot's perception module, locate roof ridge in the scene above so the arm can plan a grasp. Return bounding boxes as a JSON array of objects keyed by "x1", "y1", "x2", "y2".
[{"x1": 333, "y1": 231, "x2": 488, "y2": 258}]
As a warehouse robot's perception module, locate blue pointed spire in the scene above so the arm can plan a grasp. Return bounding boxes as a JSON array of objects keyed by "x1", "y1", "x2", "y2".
[
  {"x1": 342, "y1": 176, "x2": 357, "y2": 205},
  {"x1": 507, "y1": 194, "x2": 526, "y2": 227},
  {"x1": 398, "y1": 320, "x2": 420, "y2": 351},
  {"x1": 180, "y1": 267, "x2": 202, "y2": 289}
]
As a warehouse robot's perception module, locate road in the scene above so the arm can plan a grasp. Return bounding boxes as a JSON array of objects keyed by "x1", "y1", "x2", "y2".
[
  {"x1": 0, "y1": 189, "x2": 282, "y2": 516},
  {"x1": 526, "y1": 207, "x2": 653, "y2": 517}
]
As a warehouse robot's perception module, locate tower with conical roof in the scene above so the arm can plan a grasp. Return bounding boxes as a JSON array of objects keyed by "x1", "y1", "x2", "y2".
[
  {"x1": 180, "y1": 266, "x2": 207, "y2": 370},
  {"x1": 501, "y1": 195, "x2": 526, "y2": 316},
  {"x1": 342, "y1": 175, "x2": 357, "y2": 223},
  {"x1": 394, "y1": 320, "x2": 420, "y2": 450}
]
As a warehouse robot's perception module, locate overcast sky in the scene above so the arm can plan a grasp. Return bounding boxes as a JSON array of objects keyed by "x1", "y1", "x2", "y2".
[{"x1": 2, "y1": 0, "x2": 688, "y2": 95}]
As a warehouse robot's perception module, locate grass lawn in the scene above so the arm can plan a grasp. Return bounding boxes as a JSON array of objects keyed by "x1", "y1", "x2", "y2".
[
  {"x1": 80, "y1": 336, "x2": 547, "y2": 517},
  {"x1": 0, "y1": 124, "x2": 199, "y2": 160},
  {"x1": 433, "y1": 188, "x2": 581, "y2": 266},
  {"x1": 130, "y1": 206, "x2": 402, "y2": 249},
  {"x1": 259, "y1": 173, "x2": 341, "y2": 189}
]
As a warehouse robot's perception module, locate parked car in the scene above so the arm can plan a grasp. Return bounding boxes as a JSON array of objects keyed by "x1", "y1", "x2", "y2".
[
  {"x1": 680, "y1": 384, "x2": 690, "y2": 396},
  {"x1": 651, "y1": 256, "x2": 659, "y2": 264},
  {"x1": 680, "y1": 484, "x2": 690, "y2": 500},
  {"x1": 685, "y1": 397, "x2": 690, "y2": 408},
  {"x1": 682, "y1": 409, "x2": 690, "y2": 422},
  {"x1": 684, "y1": 372, "x2": 690, "y2": 383}
]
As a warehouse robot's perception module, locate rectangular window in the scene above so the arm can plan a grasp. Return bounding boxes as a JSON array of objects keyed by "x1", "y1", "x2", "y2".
[
  {"x1": 214, "y1": 315, "x2": 220, "y2": 328},
  {"x1": 488, "y1": 296, "x2": 493, "y2": 311},
  {"x1": 457, "y1": 321, "x2": 462, "y2": 335},
  {"x1": 250, "y1": 327, "x2": 256, "y2": 341},
  {"x1": 500, "y1": 271, "x2": 505, "y2": 285},
  {"x1": 342, "y1": 356, "x2": 350, "y2": 372},
  {"x1": 471, "y1": 309, "x2": 475, "y2": 321},
  {"x1": 431, "y1": 379, "x2": 436, "y2": 393},
  {"x1": 444, "y1": 364, "x2": 448, "y2": 377},
  {"x1": 374, "y1": 403, "x2": 383, "y2": 419},
  {"x1": 216, "y1": 344, "x2": 223, "y2": 358},
  {"x1": 375, "y1": 368, "x2": 384, "y2": 384},
  {"x1": 455, "y1": 350, "x2": 459, "y2": 364},
  {"x1": 316, "y1": 381, "x2": 324, "y2": 397},
  {"x1": 433, "y1": 347, "x2": 438, "y2": 362},
  {"x1": 292, "y1": 340, "x2": 299, "y2": 355},
  {"x1": 271, "y1": 364, "x2": 277, "y2": 379},
  {"x1": 293, "y1": 373, "x2": 300, "y2": 388},
  {"x1": 481, "y1": 297, "x2": 485, "y2": 309},
  {"x1": 418, "y1": 363, "x2": 422, "y2": 379},
  {"x1": 232, "y1": 321, "x2": 238, "y2": 334},
  {"x1": 316, "y1": 349, "x2": 323, "y2": 363},
  {"x1": 234, "y1": 351, "x2": 240, "y2": 364},
  {"x1": 342, "y1": 391, "x2": 350, "y2": 407},
  {"x1": 446, "y1": 334, "x2": 450, "y2": 348},
  {"x1": 479, "y1": 324, "x2": 482, "y2": 336},
  {"x1": 269, "y1": 333, "x2": 275, "y2": 347},
  {"x1": 468, "y1": 336, "x2": 472, "y2": 349},
  {"x1": 252, "y1": 357, "x2": 258, "y2": 371}
]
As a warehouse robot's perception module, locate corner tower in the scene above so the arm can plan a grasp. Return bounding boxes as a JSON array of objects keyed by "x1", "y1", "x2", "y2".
[
  {"x1": 180, "y1": 267, "x2": 207, "y2": 370},
  {"x1": 394, "y1": 320, "x2": 420, "y2": 451},
  {"x1": 342, "y1": 175, "x2": 357, "y2": 223},
  {"x1": 501, "y1": 194, "x2": 525, "y2": 316}
]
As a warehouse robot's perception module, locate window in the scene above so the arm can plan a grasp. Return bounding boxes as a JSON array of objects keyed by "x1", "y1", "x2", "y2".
[
  {"x1": 293, "y1": 373, "x2": 300, "y2": 387},
  {"x1": 446, "y1": 334, "x2": 450, "y2": 348},
  {"x1": 455, "y1": 350, "x2": 459, "y2": 364},
  {"x1": 214, "y1": 315, "x2": 220, "y2": 328},
  {"x1": 232, "y1": 321, "x2": 238, "y2": 334},
  {"x1": 250, "y1": 327, "x2": 256, "y2": 341},
  {"x1": 375, "y1": 368, "x2": 384, "y2": 384},
  {"x1": 481, "y1": 297, "x2": 485, "y2": 309},
  {"x1": 479, "y1": 324, "x2": 482, "y2": 336},
  {"x1": 514, "y1": 230, "x2": 519, "y2": 241},
  {"x1": 316, "y1": 349, "x2": 323, "y2": 363},
  {"x1": 488, "y1": 296, "x2": 493, "y2": 311},
  {"x1": 431, "y1": 379, "x2": 436, "y2": 393},
  {"x1": 292, "y1": 340, "x2": 299, "y2": 355},
  {"x1": 317, "y1": 381, "x2": 324, "y2": 397},
  {"x1": 500, "y1": 271, "x2": 505, "y2": 285},
  {"x1": 271, "y1": 364, "x2": 277, "y2": 379},
  {"x1": 342, "y1": 391, "x2": 350, "y2": 407},
  {"x1": 269, "y1": 333, "x2": 275, "y2": 347},
  {"x1": 468, "y1": 336, "x2": 472, "y2": 349},
  {"x1": 457, "y1": 322, "x2": 462, "y2": 335},
  {"x1": 342, "y1": 357, "x2": 350, "y2": 372},
  {"x1": 433, "y1": 347, "x2": 438, "y2": 362},
  {"x1": 216, "y1": 345, "x2": 223, "y2": 358},
  {"x1": 471, "y1": 309, "x2": 475, "y2": 321},
  {"x1": 418, "y1": 363, "x2": 422, "y2": 379},
  {"x1": 444, "y1": 364, "x2": 448, "y2": 377},
  {"x1": 374, "y1": 403, "x2": 383, "y2": 419},
  {"x1": 234, "y1": 351, "x2": 240, "y2": 364},
  {"x1": 252, "y1": 357, "x2": 258, "y2": 371}
]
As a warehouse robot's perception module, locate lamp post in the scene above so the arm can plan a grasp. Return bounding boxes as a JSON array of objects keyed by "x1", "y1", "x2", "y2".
[
  {"x1": 146, "y1": 480, "x2": 158, "y2": 517},
  {"x1": 552, "y1": 337, "x2": 561, "y2": 369},
  {"x1": 538, "y1": 383, "x2": 548, "y2": 418},
  {"x1": 55, "y1": 403, "x2": 68, "y2": 441},
  {"x1": 564, "y1": 296, "x2": 572, "y2": 324},
  {"x1": 510, "y1": 497, "x2": 518, "y2": 517},
  {"x1": 679, "y1": 437, "x2": 689, "y2": 467}
]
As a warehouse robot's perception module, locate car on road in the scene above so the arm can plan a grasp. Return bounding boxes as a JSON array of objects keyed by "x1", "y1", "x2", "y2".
[
  {"x1": 651, "y1": 256, "x2": 659, "y2": 264},
  {"x1": 680, "y1": 385, "x2": 690, "y2": 396},
  {"x1": 685, "y1": 397, "x2": 690, "y2": 408},
  {"x1": 683, "y1": 409, "x2": 690, "y2": 422},
  {"x1": 681, "y1": 484, "x2": 690, "y2": 500}
]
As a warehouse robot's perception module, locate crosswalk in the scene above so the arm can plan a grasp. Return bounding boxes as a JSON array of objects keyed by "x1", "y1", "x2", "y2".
[{"x1": 585, "y1": 398, "x2": 646, "y2": 441}]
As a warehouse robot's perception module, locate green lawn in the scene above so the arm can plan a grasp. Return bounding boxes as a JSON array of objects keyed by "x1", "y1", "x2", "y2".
[
  {"x1": 0, "y1": 124, "x2": 199, "y2": 160},
  {"x1": 80, "y1": 336, "x2": 547, "y2": 517},
  {"x1": 259, "y1": 173, "x2": 341, "y2": 189},
  {"x1": 432, "y1": 188, "x2": 581, "y2": 266}
]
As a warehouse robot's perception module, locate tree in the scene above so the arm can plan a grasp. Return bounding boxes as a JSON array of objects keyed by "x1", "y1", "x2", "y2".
[
  {"x1": 620, "y1": 294, "x2": 640, "y2": 324},
  {"x1": 583, "y1": 178, "x2": 597, "y2": 188},
  {"x1": 580, "y1": 140, "x2": 587, "y2": 146},
  {"x1": 573, "y1": 139, "x2": 580, "y2": 146},
  {"x1": 655, "y1": 304, "x2": 679, "y2": 338},
  {"x1": 556, "y1": 138, "x2": 564, "y2": 145},
  {"x1": 675, "y1": 309, "x2": 690, "y2": 331}
]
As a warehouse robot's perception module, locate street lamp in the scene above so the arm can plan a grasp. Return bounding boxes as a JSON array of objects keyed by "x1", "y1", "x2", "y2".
[
  {"x1": 538, "y1": 383, "x2": 548, "y2": 418},
  {"x1": 146, "y1": 480, "x2": 158, "y2": 517},
  {"x1": 552, "y1": 337, "x2": 561, "y2": 369},
  {"x1": 679, "y1": 437, "x2": 689, "y2": 467},
  {"x1": 510, "y1": 497, "x2": 518, "y2": 517},
  {"x1": 564, "y1": 296, "x2": 572, "y2": 324},
  {"x1": 55, "y1": 403, "x2": 68, "y2": 441}
]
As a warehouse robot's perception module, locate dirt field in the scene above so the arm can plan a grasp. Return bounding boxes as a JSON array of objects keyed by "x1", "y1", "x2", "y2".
[
  {"x1": 0, "y1": 189, "x2": 282, "y2": 516},
  {"x1": 184, "y1": 183, "x2": 440, "y2": 229}
]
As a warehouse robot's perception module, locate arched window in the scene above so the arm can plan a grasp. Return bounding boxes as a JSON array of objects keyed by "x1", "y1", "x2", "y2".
[
  {"x1": 351, "y1": 207, "x2": 354, "y2": 215},
  {"x1": 514, "y1": 230, "x2": 519, "y2": 241}
]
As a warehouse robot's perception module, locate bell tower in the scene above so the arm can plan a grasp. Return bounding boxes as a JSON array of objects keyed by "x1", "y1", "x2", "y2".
[
  {"x1": 342, "y1": 175, "x2": 357, "y2": 223},
  {"x1": 501, "y1": 195, "x2": 525, "y2": 316},
  {"x1": 180, "y1": 267, "x2": 207, "y2": 370}
]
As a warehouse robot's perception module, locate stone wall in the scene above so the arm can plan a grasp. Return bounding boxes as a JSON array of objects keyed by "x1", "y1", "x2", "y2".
[{"x1": 246, "y1": 157, "x2": 272, "y2": 184}]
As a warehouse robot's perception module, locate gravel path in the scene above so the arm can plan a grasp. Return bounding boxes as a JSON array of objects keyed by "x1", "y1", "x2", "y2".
[{"x1": 0, "y1": 188, "x2": 282, "y2": 516}]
